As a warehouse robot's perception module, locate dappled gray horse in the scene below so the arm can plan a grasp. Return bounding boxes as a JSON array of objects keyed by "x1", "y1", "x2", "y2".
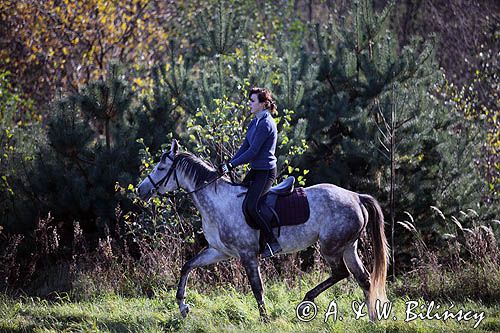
[{"x1": 137, "y1": 140, "x2": 389, "y2": 321}]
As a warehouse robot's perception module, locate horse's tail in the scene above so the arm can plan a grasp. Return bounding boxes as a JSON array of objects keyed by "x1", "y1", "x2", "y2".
[{"x1": 360, "y1": 194, "x2": 390, "y2": 310}]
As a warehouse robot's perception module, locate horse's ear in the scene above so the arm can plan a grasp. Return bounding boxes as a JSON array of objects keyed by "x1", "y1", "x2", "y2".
[{"x1": 169, "y1": 139, "x2": 179, "y2": 156}]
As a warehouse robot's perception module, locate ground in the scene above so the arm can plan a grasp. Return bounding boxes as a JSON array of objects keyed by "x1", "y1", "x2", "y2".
[{"x1": 1, "y1": 272, "x2": 499, "y2": 332}]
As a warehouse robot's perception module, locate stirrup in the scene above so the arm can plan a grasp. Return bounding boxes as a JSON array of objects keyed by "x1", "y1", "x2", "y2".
[{"x1": 261, "y1": 242, "x2": 282, "y2": 258}]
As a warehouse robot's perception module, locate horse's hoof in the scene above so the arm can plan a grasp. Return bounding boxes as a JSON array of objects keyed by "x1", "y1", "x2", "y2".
[
  {"x1": 180, "y1": 304, "x2": 190, "y2": 318},
  {"x1": 260, "y1": 314, "x2": 270, "y2": 323}
]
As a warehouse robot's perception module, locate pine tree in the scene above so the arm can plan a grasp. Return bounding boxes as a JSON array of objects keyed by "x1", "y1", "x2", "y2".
[
  {"x1": 0, "y1": 70, "x2": 42, "y2": 234},
  {"x1": 157, "y1": 0, "x2": 310, "y2": 173},
  {"x1": 297, "y1": 0, "x2": 445, "y2": 274},
  {"x1": 133, "y1": 60, "x2": 186, "y2": 153},
  {"x1": 194, "y1": 0, "x2": 248, "y2": 57},
  {"x1": 14, "y1": 64, "x2": 142, "y2": 249}
]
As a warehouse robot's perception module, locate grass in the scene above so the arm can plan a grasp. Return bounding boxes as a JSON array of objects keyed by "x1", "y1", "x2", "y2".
[
  {"x1": 1, "y1": 208, "x2": 498, "y2": 332},
  {"x1": 1, "y1": 272, "x2": 499, "y2": 333}
]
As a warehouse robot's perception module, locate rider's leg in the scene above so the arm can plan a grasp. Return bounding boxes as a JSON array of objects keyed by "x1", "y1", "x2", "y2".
[{"x1": 244, "y1": 168, "x2": 281, "y2": 257}]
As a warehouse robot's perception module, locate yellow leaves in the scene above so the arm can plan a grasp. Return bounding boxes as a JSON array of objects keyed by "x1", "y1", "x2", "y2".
[
  {"x1": 88, "y1": 45, "x2": 97, "y2": 59},
  {"x1": 137, "y1": 18, "x2": 144, "y2": 29},
  {"x1": 270, "y1": 72, "x2": 280, "y2": 85},
  {"x1": 97, "y1": 0, "x2": 107, "y2": 12},
  {"x1": 3, "y1": 0, "x2": 176, "y2": 103},
  {"x1": 133, "y1": 77, "x2": 144, "y2": 86},
  {"x1": 235, "y1": 47, "x2": 243, "y2": 58}
]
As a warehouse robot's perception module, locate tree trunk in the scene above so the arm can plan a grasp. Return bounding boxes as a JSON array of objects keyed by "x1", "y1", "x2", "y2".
[
  {"x1": 390, "y1": 85, "x2": 396, "y2": 281},
  {"x1": 105, "y1": 118, "x2": 110, "y2": 150}
]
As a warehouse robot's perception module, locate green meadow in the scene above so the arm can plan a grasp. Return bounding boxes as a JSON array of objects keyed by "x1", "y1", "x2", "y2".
[{"x1": 1, "y1": 273, "x2": 498, "y2": 333}]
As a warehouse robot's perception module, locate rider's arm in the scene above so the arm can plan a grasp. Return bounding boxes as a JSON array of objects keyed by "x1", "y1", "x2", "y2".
[
  {"x1": 230, "y1": 121, "x2": 271, "y2": 167},
  {"x1": 230, "y1": 119, "x2": 255, "y2": 165},
  {"x1": 231, "y1": 135, "x2": 249, "y2": 162}
]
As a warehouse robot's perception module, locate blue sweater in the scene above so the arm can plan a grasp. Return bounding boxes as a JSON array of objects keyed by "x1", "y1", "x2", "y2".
[{"x1": 230, "y1": 111, "x2": 277, "y2": 170}]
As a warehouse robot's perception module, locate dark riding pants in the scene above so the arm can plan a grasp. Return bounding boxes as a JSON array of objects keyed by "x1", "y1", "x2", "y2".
[{"x1": 242, "y1": 168, "x2": 277, "y2": 242}]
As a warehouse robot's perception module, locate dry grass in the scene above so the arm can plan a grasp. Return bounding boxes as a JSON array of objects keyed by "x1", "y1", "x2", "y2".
[{"x1": 394, "y1": 207, "x2": 500, "y2": 304}]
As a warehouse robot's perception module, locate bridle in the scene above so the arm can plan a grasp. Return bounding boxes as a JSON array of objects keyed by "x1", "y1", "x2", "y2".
[
  {"x1": 147, "y1": 153, "x2": 181, "y2": 193},
  {"x1": 146, "y1": 153, "x2": 223, "y2": 197}
]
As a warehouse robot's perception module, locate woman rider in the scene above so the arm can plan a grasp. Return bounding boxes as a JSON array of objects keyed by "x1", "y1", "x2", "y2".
[{"x1": 218, "y1": 87, "x2": 282, "y2": 258}]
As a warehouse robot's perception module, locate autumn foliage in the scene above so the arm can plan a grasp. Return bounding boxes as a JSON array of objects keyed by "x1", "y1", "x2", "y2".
[{"x1": 1, "y1": 0, "x2": 172, "y2": 105}]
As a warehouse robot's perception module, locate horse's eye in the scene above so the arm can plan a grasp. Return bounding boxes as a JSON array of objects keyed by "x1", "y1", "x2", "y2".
[{"x1": 158, "y1": 167, "x2": 165, "y2": 171}]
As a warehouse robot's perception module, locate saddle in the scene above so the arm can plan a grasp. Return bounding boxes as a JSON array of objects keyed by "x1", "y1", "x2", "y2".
[{"x1": 239, "y1": 176, "x2": 310, "y2": 234}]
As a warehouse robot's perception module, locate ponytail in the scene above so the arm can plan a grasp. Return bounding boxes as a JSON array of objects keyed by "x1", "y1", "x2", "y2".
[{"x1": 269, "y1": 101, "x2": 277, "y2": 114}]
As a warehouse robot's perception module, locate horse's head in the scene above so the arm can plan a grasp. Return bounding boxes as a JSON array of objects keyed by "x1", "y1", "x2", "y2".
[{"x1": 137, "y1": 140, "x2": 179, "y2": 200}]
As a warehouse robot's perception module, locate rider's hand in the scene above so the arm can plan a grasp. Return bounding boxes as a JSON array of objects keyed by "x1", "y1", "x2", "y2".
[{"x1": 218, "y1": 162, "x2": 233, "y2": 175}]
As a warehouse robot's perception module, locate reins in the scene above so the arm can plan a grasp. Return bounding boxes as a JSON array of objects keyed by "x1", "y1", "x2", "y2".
[
  {"x1": 176, "y1": 173, "x2": 223, "y2": 196},
  {"x1": 149, "y1": 153, "x2": 224, "y2": 199}
]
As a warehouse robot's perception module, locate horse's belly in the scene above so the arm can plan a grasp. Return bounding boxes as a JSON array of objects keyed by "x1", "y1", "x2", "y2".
[
  {"x1": 278, "y1": 224, "x2": 319, "y2": 253},
  {"x1": 201, "y1": 219, "x2": 241, "y2": 257}
]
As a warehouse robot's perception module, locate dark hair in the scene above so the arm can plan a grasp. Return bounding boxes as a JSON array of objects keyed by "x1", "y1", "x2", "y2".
[{"x1": 248, "y1": 87, "x2": 277, "y2": 114}]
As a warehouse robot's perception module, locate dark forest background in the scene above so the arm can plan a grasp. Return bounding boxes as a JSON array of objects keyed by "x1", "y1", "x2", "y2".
[{"x1": 0, "y1": 0, "x2": 498, "y2": 301}]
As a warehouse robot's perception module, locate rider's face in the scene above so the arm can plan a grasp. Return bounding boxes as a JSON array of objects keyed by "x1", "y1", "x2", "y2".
[{"x1": 248, "y1": 93, "x2": 264, "y2": 114}]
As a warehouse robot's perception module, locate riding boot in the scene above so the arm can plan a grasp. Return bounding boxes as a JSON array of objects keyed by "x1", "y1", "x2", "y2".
[
  {"x1": 261, "y1": 236, "x2": 282, "y2": 258},
  {"x1": 258, "y1": 204, "x2": 282, "y2": 258}
]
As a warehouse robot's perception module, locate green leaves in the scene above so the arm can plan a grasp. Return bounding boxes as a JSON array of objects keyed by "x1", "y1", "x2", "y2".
[{"x1": 187, "y1": 96, "x2": 247, "y2": 165}]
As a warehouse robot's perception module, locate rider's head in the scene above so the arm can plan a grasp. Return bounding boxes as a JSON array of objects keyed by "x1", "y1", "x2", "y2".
[{"x1": 248, "y1": 87, "x2": 277, "y2": 115}]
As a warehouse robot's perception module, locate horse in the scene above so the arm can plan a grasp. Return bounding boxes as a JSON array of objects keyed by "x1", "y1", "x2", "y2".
[{"x1": 137, "y1": 140, "x2": 389, "y2": 321}]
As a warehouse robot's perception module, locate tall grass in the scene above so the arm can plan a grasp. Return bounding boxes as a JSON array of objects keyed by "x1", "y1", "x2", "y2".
[
  {"x1": 394, "y1": 207, "x2": 500, "y2": 304},
  {"x1": 1, "y1": 276, "x2": 499, "y2": 332},
  {"x1": 1, "y1": 206, "x2": 499, "y2": 331},
  {"x1": 0, "y1": 211, "x2": 328, "y2": 300}
]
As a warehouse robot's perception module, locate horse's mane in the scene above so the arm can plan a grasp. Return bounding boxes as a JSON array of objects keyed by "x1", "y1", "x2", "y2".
[{"x1": 175, "y1": 152, "x2": 225, "y2": 187}]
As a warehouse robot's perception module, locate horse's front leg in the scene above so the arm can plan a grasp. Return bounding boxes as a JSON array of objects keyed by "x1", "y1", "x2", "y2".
[
  {"x1": 241, "y1": 254, "x2": 269, "y2": 322},
  {"x1": 176, "y1": 247, "x2": 229, "y2": 317}
]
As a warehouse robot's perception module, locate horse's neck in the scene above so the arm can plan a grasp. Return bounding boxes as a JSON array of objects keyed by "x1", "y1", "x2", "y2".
[
  {"x1": 175, "y1": 163, "x2": 245, "y2": 221},
  {"x1": 189, "y1": 179, "x2": 243, "y2": 219},
  {"x1": 176, "y1": 171, "x2": 196, "y2": 193}
]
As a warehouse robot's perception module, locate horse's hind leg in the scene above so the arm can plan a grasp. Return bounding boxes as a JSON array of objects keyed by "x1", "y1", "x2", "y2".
[
  {"x1": 343, "y1": 241, "x2": 373, "y2": 319},
  {"x1": 300, "y1": 246, "x2": 349, "y2": 304},
  {"x1": 176, "y1": 247, "x2": 229, "y2": 317}
]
